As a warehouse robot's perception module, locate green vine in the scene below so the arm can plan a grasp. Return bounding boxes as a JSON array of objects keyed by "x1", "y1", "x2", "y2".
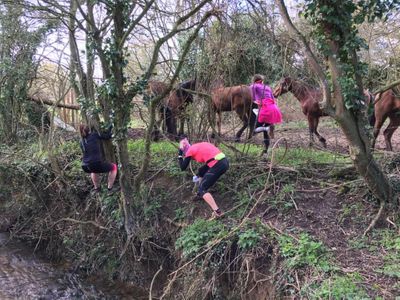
[{"x1": 302, "y1": 0, "x2": 399, "y2": 110}]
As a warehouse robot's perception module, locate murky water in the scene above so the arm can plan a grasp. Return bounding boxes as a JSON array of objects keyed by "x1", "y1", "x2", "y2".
[{"x1": 0, "y1": 233, "x2": 147, "y2": 299}]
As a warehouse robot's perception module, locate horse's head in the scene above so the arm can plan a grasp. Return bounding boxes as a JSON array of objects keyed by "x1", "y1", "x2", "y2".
[
  {"x1": 273, "y1": 77, "x2": 293, "y2": 97},
  {"x1": 179, "y1": 79, "x2": 196, "y2": 91}
]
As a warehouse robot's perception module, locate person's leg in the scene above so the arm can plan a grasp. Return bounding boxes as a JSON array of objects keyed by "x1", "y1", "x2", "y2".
[
  {"x1": 269, "y1": 124, "x2": 275, "y2": 139},
  {"x1": 197, "y1": 160, "x2": 228, "y2": 215},
  {"x1": 107, "y1": 163, "x2": 118, "y2": 189},
  {"x1": 202, "y1": 192, "x2": 219, "y2": 211},
  {"x1": 91, "y1": 173, "x2": 101, "y2": 189},
  {"x1": 254, "y1": 120, "x2": 270, "y2": 133},
  {"x1": 263, "y1": 129, "x2": 270, "y2": 154}
]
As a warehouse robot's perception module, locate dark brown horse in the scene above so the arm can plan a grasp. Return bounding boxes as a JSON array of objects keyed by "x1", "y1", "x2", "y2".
[
  {"x1": 273, "y1": 77, "x2": 328, "y2": 147},
  {"x1": 368, "y1": 87, "x2": 400, "y2": 151},
  {"x1": 147, "y1": 80, "x2": 196, "y2": 138},
  {"x1": 211, "y1": 85, "x2": 256, "y2": 141},
  {"x1": 164, "y1": 79, "x2": 196, "y2": 136}
]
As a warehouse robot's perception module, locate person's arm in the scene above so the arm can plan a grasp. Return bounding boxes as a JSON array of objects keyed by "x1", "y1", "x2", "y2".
[{"x1": 178, "y1": 149, "x2": 191, "y2": 170}]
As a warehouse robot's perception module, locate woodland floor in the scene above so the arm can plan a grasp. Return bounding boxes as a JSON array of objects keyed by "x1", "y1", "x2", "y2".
[
  {"x1": 141, "y1": 118, "x2": 400, "y2": 298},
  {"x1": 1, "y1": 118, "x2": 399, "y2": 299}
]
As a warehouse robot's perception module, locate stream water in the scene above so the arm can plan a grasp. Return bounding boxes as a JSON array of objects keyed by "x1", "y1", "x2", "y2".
[{"x1": 0, "y1": 233, "x2": 147, "y2": 299}]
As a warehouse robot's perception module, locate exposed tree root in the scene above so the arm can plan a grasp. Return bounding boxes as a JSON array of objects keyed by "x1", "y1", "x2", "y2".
[
  {"x1": 363, "y1": 200, "x2": 385, "y2": 236},
  {"x1": 54, "y1": 218, "x2": 110, "y2": 231}
]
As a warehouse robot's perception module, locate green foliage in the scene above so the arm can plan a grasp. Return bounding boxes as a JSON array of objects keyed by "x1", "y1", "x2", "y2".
[
  {"x1": 311, "y1": 274, "x2": 368, "y2": 300},
  {"x1": 278, "y1": 233, "x2": 330, "y2": 270},
  {"x1": 175, "y1": 218, "x2": 227, "y2": 258},
  {"x1": 174, "y1": 208, "x2": 186, "y2": 222},
  {"x1": 128, "y1": 139, "x2": 181, "y2": 177},
  {"x1": 178, "y1": 13, "x2": 285, "y2": 86},
  {"x1": 237, "y1": 228, "x2": 261, "y2": 250},
  {"x1": 0, "y1": 4, "x2": 54, "y2": 142},
  {"x1": 374, "y1": 229, "x2": 400, "y2": 279},
  {"x1": 302, "y1": 0, "x2": 380, "y2": 110},
  {"x1": 273, "y1": 183, "x2": 295, "y2": 210}
]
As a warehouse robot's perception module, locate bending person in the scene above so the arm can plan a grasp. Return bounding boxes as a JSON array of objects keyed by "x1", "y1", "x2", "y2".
[
  {"x1": 250, "y1": 74, "x2": 282, "y2": 154},
  {"x1": 178, "y1": 138, "x2": 229, "y2": 218},
  {"x1": 79, "y1": 124, "x2": 117, "y2": 193}
]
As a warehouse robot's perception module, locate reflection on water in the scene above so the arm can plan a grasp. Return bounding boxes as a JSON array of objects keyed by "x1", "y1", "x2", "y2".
[{"x1": 0, "y1": 233, "x2": 147, "y2": 299}]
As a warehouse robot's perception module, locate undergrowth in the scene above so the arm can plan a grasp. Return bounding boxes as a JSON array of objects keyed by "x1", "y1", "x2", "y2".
[{"x1": 1, "y1": 136, "x2": 399, "y2": 299}]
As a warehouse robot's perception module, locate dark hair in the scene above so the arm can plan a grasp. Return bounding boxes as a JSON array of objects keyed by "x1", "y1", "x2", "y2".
[
  {"x1": 79, "y1": 124, "x2": 90, "y2": 138},
  {"x1": 252, "y1": 74, "x2": 264, "y2": 83}
]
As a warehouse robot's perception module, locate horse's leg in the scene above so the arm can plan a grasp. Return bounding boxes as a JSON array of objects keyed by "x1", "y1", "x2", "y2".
[
  {"x1": 178, "y1": 111, "x2": 185, "y2": 136},
  {"x1": 313, "y1": 117, "x2": 327, "y2": 147},
  {"x1": 247, "y1": 106, "x2": 257, "y2": 140},
  {"x1": 235, "y1": 107, "x2": 248, "y2": 142},
  {"x1": 383, "y1": 116, "x2": 400, "y2": 151},
  {"x1": 152, "y1": 107, "x2": 163, "y2": 141},
  {"x1": 165, "y1": 108, "x2": 178, "y2": 139},
  {"x1": 217, "y1": 111, "x2": 222, "y2": 138},
  {"x1": 372, "y1": 116, "x2": 385, "y2": 150},
  {"x1": 307, "y1": 115, "x2": 315, "y2": 147}
]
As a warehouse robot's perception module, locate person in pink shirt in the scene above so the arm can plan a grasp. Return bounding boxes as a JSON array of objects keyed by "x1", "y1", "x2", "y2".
[
  {"x1": 178, "y1": 138, "x2": 229, "y2": 218},
  {"x1": 250, "y1": 74, "x2": 282, "y2": 154}
]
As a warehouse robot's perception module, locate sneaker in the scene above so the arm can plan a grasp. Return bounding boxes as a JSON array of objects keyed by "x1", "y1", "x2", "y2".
[
  {"x1": 254, "y1": 126, "x2": 270, "y2": 133},
  {"x1": 107, "y1": 186, "x2": 120, "y2": 194},
  {"x1": 210, "y1": 209, "x2": 223, "y2": 219},
  {"x1": 91, "y1": 187, "x2": 101, "y2": 194}
]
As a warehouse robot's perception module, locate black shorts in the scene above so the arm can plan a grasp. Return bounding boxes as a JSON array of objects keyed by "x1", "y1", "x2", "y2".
[
  {"x1": 198, "y1": 158, "x2": 229, "y2": 196},
  {"x1": 82, "y1": 161, "x2": 114, "y2": 173}
]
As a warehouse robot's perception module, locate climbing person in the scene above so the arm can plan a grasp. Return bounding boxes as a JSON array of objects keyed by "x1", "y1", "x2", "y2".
[
  {"x1": 178, "y1": 138, "x2": 229, "y2": 218},
  {"x1": 79, "y1": 124, "x2": 118, "y2": 193},
  {"x1": 250, "y1": 74, "x2": 282, "y2": 154}
]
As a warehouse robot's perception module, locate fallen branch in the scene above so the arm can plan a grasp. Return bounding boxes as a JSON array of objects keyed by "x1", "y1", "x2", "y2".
[
  {"x1": 54, "y1": 217, "x2": 109, "y2": 231},
  {"x1": 28, "y1": 96, "x2": 80, "y2": 110},
  {"x1": 149, "y1": 264, "x2": 163, "y2": 300}
]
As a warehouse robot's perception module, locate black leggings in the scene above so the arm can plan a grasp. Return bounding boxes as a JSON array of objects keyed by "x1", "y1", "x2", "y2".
[
  {"x1": 256, "y1": 121, "x2": 271, "y2": 150},
  {"x1": 197, "y1": 158, "x2": 229, "y2": 196},
  {"x1": 82, "y1": 161, "x2": 114, "y2": 173}
]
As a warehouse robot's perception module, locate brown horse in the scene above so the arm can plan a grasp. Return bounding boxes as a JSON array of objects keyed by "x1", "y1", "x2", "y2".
[
  {"x1": 164, "y1": 79, "x2": 196, "y2": 136},
  {"x1": 273, "y1": 77, "x2": 328, "y2": 147},
  {"x1": 147, "y1": 80, "x2": 196, "y2": 139},
  {"x1": 369, "y1": 87, "x2": 400, "y2": 151},
  {"x1": 211, "y1": 85, "x2": 256, "y2": 141}
]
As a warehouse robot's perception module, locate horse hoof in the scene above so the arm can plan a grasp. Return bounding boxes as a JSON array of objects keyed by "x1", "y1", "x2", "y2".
[{"x1": 234, "y1": 137, "x2": 240, "y2": 143}]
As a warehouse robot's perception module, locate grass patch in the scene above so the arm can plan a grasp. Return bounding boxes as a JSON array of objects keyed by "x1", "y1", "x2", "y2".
[{"x1": 308, "y1": 274, "x2": 368, "y2": 299}]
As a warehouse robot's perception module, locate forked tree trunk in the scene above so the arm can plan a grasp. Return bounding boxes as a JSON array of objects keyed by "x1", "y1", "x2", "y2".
[{"x1": 276, "y1": 0, "x2": 394, "y2": 234}]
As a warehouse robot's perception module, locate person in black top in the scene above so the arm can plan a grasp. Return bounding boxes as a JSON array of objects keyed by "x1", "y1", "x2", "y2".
[{"x1": 79, "y1": 124, "x2": 117, "y2": 192}]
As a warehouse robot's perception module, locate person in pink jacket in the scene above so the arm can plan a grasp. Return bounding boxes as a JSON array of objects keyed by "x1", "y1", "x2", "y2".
[
  {"x1": 250, "y1": 74, "x2": 282, "y2": 154},
  {"x1": 178, "y1": 138, "x2": 229, "y2": 218}
]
